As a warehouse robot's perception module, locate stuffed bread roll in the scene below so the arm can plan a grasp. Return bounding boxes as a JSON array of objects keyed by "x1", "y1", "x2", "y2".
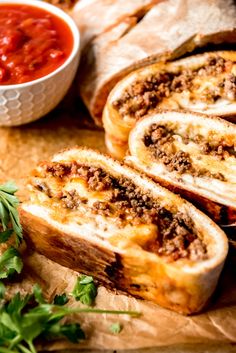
[
  {"x1": 79, "y1": 0, "x2": 236, "y2": 125},
  {"x1": 20, "y1": 147, "x2": 228, "y2": 314},
  {"x1": 126, "y1": 110, "x2": 236, "y2": 229},
  {"x1": 103, "y1": 51, "x2": 236, "y2": 159}
]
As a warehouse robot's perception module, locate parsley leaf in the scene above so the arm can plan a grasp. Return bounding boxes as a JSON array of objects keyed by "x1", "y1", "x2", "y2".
[
  {"x1": 0, "y1": 284, "x2": 140, "y2": 353},
  {"x1": 53, "y1": 293, "x2": 69, "y2": 306},
  {"x1": 0, "y1": 281, "x2": 5, "y2": 299},
  {"x1": 44, "y1": 322, "x2": 85, "y2": 343},
  {"x1": 72, "y1": 275, "x2": 97, "y2": 306},
  {"x1": 110, "y1": 322, "x2": 122, "y2": 334},
  {"x1": 0, "y1": 182, "x2": 22, "y2": 246},
  {"x1": 0, "y1": 182, "x2": 23, "y2": 285},
  {"x1": 32, "y1": 284, "x2": 47, "y2": 306},
  {"x1": 0, "y1": 290, "x2": 85, "y2": 353},
  {"x1": 0, "y1": 247, "x2": 23, "y2": 279},
  {"x1": 0, "y1": 230, "x2": 14, "y2": 244}
]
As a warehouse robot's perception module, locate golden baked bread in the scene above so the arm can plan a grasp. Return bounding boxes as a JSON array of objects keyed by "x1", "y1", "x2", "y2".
[
  {"x1": 77, "y1": 0, "x2": 236, "y2": 125},
  {"x1": 103, "y1": 51, "x2": 236, "y2": 159},
  {"x1": 126, "y1": 110, "x2": 236, "y2": 228},
  {"x1": 20, "y1": 147, "x2": 228, "y2": 314},
  {"x1": 72, "y1": 0, "x2": 159, "y2": 49}
]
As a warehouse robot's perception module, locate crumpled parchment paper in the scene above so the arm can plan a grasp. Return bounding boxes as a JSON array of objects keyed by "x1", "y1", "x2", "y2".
[{"x1": 6, "y1": 249, "x2": 236, "y2": 351}]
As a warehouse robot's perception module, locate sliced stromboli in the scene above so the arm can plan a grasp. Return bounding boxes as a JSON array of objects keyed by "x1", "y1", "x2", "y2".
[
  {"x1": 72, "y1": 0, "x2": 160, "y2": 49},
  {"x1": 78, "y1": 0, "x2": 236, "y2": 125},
  {"x1": 20, "y1": 147, "x2": 228, "y2": 315},
  {"x1": 126, "y1": 110, "x2": 236, "y2": 229},
  {"x1": 103, "y1": 51, "x2": 236, "y2": 159}
]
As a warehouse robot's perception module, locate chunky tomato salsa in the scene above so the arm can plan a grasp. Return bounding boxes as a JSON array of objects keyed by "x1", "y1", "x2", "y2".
[{"x1": 0, "y1": 4, "x2": 73, "y2": 85}]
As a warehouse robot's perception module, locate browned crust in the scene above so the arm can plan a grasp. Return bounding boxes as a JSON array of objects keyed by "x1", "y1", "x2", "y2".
[
  {"x1": 77, "y1": 0, "x2": 236, "y2": 124},
  {"x1": 20, "y1": 147, "x2": 229, "y2": 315},
  {"x1": 153, "y1": 176, "x2": 236, "y2": 226},
  {"x1": 20, "y1": 207, "x2": 224, "y2": 315},
  {"x1": 127, "y1": 110, "x2": 236, "y2": 226},
  {"x1": 20, "y1": 208, "x2": 125, "y2": 288},
  {"x1": 105, "y1": 108, "x2": 236, "y2": 159}
]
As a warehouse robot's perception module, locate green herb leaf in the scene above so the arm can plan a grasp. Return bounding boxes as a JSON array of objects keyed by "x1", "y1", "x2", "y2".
[
  {"x1": 0, "y1": 182, "x2": 18, "y2": 195},
  {"x1": 0, "y1": 284, "x2": 139, "y2": 353},
  {"x1": 0, "y1": 203, "x2": 10, "y2": 232},
  {"x1": 33, "y1": 284, "x2": 46, "y2": 305},
  {"x1": 58, "y1": 323, "x2": 85, "y2": 343},
  {"x1": 0, "y1": 247, "x2": 23, "y2": 279},
  {"x1": 72, "y1": 275, "x2": 97, "y2": 306},
  {"x1": 0, "y1": 282, "x2": 5, "y2": 299},
  {"x1": 0, "y1": 230, "x2": 14, "y2": 244},
  {"x1": 45, "y1": 322, "x2": 85, "y2": 343},
  {"x1": 53, "y1": 293, "x2": 69, "y2": 306},
  {"x1": 79, "y1": 275, "x2": 93, "y2": 285},
  {"x1": 0, "y1": 322, "x2": 16, "y2": 346},
  {"x1": 0, "y1": 182, "x2": 22, "y2": 245},
  {"x1": 110, "y1": 322, "x2": 122, "y2": 334}
]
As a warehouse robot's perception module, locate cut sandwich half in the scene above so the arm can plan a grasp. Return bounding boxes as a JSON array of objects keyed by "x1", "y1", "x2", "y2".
[
  {"x1": 103, "y1": 51, "x2": 236, "y2": 158},
  {"x1": 20, "y1": 147, "x2": 228, "y2": 314},
  {"x1": 127, "y1": 110, "x2": 236, "y2": 231}
]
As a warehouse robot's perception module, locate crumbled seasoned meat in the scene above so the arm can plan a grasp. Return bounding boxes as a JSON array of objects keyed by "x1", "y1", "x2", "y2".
[
  {"x1": 92, "y1": 201, "x2": 111, "y2": 216},
  {"x1": 199, "y1": 139, "x2": 235, "y2": 160},
  {"x1": 146, "y1": 211, "x2": 207, "y2": 261},
  {"x1": 46, "y1": 163, "x2": 113, "y2": 191},
  {"x1": 143, "y1": 123, "x2": 232, "y2": 181},
  {"x1": 171, "y1": 70, "x2": 193, "y2": 92},
  {"x1": 166, "y1": 151, "x2": 192, "y2": 173},
  {"x1": 39, "y1": 161, "x2": 208, "y2": 262},
  {"x1": 198, "y1": 56, "x2": 226, "y2": 76},
  {"x1": 222, "y1": 73, "x2": 236, "y2": 101},
  {"x1": 46, "y1": 163, "x2": 72, "y2": 178},
  {"x1": 144, "y1": 124, "x2": 193, "y2": 173},
  {"x1": 87, "y1": 168, "x2": 113, "y2": 191},
  {"x1": 144, "y1": 124, "x2": 173, "y2": 146},
  {"x1": 112, "y1": 55, "x2": 234, "y2": 119},
  {"x1": 189, "y1": 238, "x2": 208, "y2": 262},
  {"x1": 61, "y1": 189, "x2": 86, "y2": 209}
]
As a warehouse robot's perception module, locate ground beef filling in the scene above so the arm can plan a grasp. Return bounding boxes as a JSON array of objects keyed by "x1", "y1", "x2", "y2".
[
  {"x1": 195, "y1": 134, "x2": 236, "y2": 160},
  {"x1": 144, "y1": 123, "x2": 234, "y2": 181},
  {"x1": 112, "y1": 56, "x2": 235, "y2": 119},
  {"x1": 33, "y1": 162, "x2": 208, "y2": 262}
]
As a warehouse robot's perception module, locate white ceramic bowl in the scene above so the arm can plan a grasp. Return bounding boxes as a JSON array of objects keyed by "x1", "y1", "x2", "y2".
[{"x1": 0, "y1": 0, "x2": 80, "y2": 126}]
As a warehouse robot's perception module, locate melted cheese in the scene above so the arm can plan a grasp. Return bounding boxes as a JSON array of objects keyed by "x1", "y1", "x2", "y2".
[{"x1": 31, "y1": 175, "x2": 159, "y2": 252}]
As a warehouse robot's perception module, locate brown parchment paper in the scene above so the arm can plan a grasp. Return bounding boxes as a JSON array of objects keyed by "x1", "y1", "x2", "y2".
[{"x1": 1, "y1": 96, "x2": 236, "y2": 350}]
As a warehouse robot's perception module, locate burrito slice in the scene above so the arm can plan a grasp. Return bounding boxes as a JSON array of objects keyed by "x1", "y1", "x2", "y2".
[
  {"x1": 20, "y1": 147, "x2": 228, "y2": 314},
  {"x1": 127, "y1": 110, "x2": 236, "y2": 229},
  {"x1": 104, "y1": 51, "x2": 236, "y2": 158}
]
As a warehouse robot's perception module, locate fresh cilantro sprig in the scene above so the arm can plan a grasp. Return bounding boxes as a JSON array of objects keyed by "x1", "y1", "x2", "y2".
[
  {"x1": 0, "y1": 182, "x2": 23, "y2": 282},
  {"x1": 72, "y1": 275, "x2": 97, "y2": 306},
  {"x1": 0, "y1": 284, "x2": 140, "y2": 353}
]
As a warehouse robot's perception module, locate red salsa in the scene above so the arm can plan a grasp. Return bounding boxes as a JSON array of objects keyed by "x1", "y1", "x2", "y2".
[{"x1": 0, "y1": 4, "x2": 74, "y2": 85}]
